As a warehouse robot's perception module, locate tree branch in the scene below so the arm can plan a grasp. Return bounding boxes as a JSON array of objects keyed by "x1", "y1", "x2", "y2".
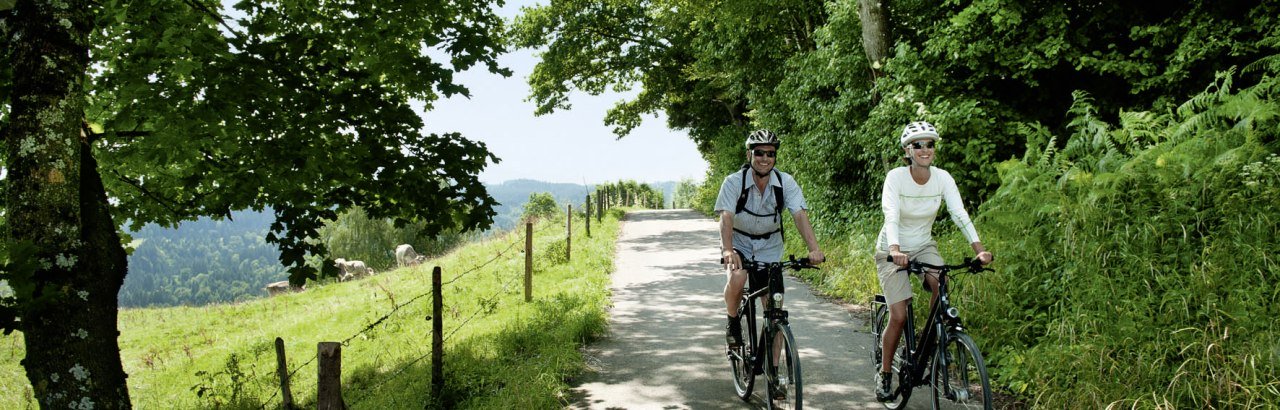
[{"x1": 180, "y1": 0, "x2": 247, "y2": 45}]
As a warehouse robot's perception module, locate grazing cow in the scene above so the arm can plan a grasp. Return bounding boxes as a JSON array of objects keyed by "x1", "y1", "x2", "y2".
[
  {"x1": 395, "y1": 244, "x2": 426, "y2": 268},
  {"x1": 265, "y1": 280, "x2": 304, "y2": 296},
  {"x1": 334, "y1": 258, "x2": 374, "y2": 281}
]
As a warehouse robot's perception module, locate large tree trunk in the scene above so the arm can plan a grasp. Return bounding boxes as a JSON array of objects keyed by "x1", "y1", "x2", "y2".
[
  {"x1": 858, "y1": 0, "x2": 892, "y2": 81},
  {"x1": 6, "y1": 1, "x2": 133, "y2": 408}
]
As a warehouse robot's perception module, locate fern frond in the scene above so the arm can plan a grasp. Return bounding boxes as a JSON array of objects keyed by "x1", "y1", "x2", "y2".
[
  {"x1": 1177, "y1": 69, "x2": 1235, "y2": 119},
  {"x1": 1242, "y1": 54, "x2": 1280, "y2": 76}
]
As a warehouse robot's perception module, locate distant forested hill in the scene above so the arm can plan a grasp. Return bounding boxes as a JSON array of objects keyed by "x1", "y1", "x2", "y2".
[
  {"x1": 118, "y1": 180, "x2": 676, "y2": 307},
  {"x1": 120, "y1": 210, "x2": 284, "y2": 307}
]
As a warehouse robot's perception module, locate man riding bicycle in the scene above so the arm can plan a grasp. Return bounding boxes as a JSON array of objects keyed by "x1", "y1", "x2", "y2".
[{"x1": 716, "y1": 129, "x2": 826, "y2": 350}]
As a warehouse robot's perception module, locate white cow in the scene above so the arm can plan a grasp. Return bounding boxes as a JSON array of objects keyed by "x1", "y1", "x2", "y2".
[
  {"x1": 334, "y1": 258, "x2": 374, "y2": 281},
  {"x1": 265, "y1": 280, "x2": 304, "y2": 296},
  {"x1": 395, "y1": 244, "x2": 426, "y2": 268}
]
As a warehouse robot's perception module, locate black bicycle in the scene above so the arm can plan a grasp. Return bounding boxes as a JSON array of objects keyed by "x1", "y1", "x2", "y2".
[
  {"x1": 871, "y1": 257, "x2": 994, "y2": 409},
  {"x1": 726, "y1": 255, "x2": 817, "y2": 409}
]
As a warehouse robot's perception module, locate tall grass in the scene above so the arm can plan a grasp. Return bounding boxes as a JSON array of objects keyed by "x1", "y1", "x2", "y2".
[
  {"x1": 0, "y1": 210, "x2": 621, "y2": 408},
  {"x1": 785, "y1": 59, "x2": 1279, "y2": 407}
]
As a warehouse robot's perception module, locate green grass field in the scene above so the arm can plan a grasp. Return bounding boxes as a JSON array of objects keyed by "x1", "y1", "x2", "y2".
[{"x1": 1, "y1": 210, "x2": 622, "y2": 409}]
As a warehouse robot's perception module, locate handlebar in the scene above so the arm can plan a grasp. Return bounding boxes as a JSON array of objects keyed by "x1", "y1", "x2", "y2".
[
  {"x1": 885, "y1": 256, "x2": 994, "y2": 274},
  {"x1": 721, "y1": 254, "x2": 820, "y2": 271}
]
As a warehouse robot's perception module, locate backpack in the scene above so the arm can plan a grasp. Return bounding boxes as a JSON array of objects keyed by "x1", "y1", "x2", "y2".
[{"x1": 732, "y1": 164, "x2": 785, "y2": 240}]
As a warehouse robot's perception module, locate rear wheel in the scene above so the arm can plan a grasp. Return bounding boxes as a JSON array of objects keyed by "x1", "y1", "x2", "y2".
[
  {"x1": 766, "y1": 323, "x2": 802, "y2": 409},
  {"x1": 730, "y1": 299, "x2": 755, "y2": 400},
  {"x1": 930, "y1": 332, "x2": 992, "y2": 409},
  {"x1": 874, "y1": 302, "x2": 911, "y2": 409}
]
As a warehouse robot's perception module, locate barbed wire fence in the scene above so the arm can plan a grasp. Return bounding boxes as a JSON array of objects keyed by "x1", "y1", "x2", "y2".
[{"x1": 255, "y1": 209, "x2": 593, "y2": 408}]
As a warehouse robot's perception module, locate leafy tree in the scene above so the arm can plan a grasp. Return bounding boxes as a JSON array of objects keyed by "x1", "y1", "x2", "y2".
[
  {"x1": 522, "y1": 192, "x2": 560, "y2": 221},
  {"x1": 1, "y1": 0, "x2": 507, "y2": 406},
  {"x1": 318, "y1": 206, "x2": 471, "y2": 271},
  {"x1": 670, "y1": 178, "x2": 700, "y2": 209}
]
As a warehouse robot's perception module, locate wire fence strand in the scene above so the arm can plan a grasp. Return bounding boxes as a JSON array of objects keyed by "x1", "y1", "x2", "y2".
[{"x1": 257, "y1": 218, "x2": 572, "y2": 408}]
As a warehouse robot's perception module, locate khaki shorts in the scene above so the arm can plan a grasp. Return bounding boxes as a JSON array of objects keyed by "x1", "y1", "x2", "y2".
[{"x1": 874, "y1": 241, "x2": 944, "y2": 305}]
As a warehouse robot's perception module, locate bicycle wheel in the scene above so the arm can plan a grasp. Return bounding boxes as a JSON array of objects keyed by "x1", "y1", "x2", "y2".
[
  {"x1": 874, "y1": 303, "x2": 911, "y2": 409},
  {"x1": 730, "y1": 299, "x2": 756, "y2": 400},
  {"x1": 930, "y1": 332, "x2": 992, "y2": 410},
  {"x1": 765, "y1": 323, "x2": 802, "y2": 409}
]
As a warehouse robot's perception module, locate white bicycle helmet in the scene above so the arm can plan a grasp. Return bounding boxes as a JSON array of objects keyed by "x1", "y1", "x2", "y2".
[
  {"x1": 899, "y1": 121, "x2": 940, "y2": 147},
  {"x1": 745, "y1": 129, "x2": 780, "y2": 149}
]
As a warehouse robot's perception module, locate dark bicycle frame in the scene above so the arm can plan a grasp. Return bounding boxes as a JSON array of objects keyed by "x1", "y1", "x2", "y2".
[
  {"x1": 726, "y1": 254, "x2": 815, "y2": 408},
  {"x1": 873, "y1": 257, "x2": 992, "y2": 407},
  {"x1": 741, "y1": 260, "x2": 789, "y2": 372}
]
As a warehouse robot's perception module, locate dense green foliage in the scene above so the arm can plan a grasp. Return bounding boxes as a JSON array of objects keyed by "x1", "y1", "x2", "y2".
[
  {"x1": 516, "y1": 0, "x2": 1280, "y2": 406},
  {"x1": 966, "y1": 69, "x2": 1280, "y2": 406},
  {"x1": 0, "y1": 210, "x2": 622, "y2": 408},
  {"x1": 121, "y1": 211, "x2": 285, "y2": 307}
]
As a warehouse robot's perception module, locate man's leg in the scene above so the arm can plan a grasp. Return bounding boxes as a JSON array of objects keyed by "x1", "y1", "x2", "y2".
[{"x1": 724, "y1": 267, "x2": 749, "y2": 347}]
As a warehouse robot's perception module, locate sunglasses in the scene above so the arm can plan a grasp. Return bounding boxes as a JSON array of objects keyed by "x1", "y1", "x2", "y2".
[
  {"x1": 752, "y1": 149, "x2": 777, "y2": 158},
  {"x1": 909, "y1": 141, "x2": 936, "y2": 149}
]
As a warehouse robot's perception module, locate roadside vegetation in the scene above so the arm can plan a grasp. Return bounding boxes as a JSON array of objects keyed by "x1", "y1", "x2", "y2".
[
  {"x1": 512, "y1": 0, "x2": 1280, "y2": 406},
  {"x1": 1, "y1": 208, "x2": 623, "y2": 408}
]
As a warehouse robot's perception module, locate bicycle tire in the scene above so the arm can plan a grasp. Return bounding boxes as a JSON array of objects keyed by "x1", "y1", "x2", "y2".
[
  {"x1": 766, "y1": 323, "x2": 802, "y2": 409},
  {"x1": 874, "y1": 303, "x2": 911, "y2": 409},
  {"x1": 730, "y1": 298, "x2": 756, "y2": 400},
  {"x1": 930, "y1": 332, "x2": 992, "y2": 410}
]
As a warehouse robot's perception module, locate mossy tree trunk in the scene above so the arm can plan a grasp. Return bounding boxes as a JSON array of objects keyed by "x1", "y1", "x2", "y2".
[{"x1": 5, "y1": 1, "x2": 132, "y2": 407}]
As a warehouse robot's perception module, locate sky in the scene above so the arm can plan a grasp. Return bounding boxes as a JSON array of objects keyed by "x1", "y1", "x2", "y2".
[{"x1": 418, "y1": 2, "x2": 708, "y2": 185}]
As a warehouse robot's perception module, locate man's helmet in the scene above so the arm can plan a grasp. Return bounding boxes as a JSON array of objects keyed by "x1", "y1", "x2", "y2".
[
  {"x1": 900, "y1": 121, "x2": 941, "y2": 147},
  {"x1": 745, "y1": 129, "x2": 780, "y2": 149}
]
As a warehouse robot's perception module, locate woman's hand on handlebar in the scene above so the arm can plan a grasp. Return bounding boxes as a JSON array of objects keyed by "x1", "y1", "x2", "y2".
[
  {"x1": 976, "y1": 251, "x2": 993, "y2": 265},
  {"x1": 889, "y1": 249, "x2": 909, "y2": 267}
]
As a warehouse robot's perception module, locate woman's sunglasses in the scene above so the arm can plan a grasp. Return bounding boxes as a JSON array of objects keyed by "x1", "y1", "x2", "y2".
[
  {"x1": 752, "y1": 149, "x2": 777, "y2": 158},
  {"x1": 909, "y1": 141, "x2": 936, "y2": 149}
]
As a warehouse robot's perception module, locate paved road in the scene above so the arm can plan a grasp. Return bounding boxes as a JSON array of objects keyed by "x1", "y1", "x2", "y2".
[{"x1": 567, "y1": 209, "x2": 924, "y2": 409}]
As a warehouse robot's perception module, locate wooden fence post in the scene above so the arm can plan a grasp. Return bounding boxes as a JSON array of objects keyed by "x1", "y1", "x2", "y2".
[
  {"x1": 566, "y1": 204, "x2": 572, "y2": 262},
  {"x1": 431, "y1": 266, "x2": 443, "y2": 402},
  {"x1": 317, "y1": 342, "x2": 345, "y2": 410},
  {"x1": 525, "y1": 222, "x2": 533, "y2": 302},
  {"x1": 585, "y1": 194, "x2": 591, "y2": 238},
  {"x1": 596, "y1": 192, "x2": 603, "y2": 222},
  {"x1": 275, "y1": 337, "x2": 295, "y2": 409}
]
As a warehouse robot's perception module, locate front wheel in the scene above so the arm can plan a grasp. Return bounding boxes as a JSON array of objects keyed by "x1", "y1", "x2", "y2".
[
  {"x1": 930, "y1": 332, "x2": 992, "y2": 410},
  {"x1": 765, "y1": 323, "x2": 802, "y2": 409},
  {"x1": 730, "y1": 300, "x2": 756, "y2": 400}
]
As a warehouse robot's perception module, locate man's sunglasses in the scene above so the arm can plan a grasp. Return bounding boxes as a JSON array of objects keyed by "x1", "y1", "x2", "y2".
[
  {"x1": 909, "y1": 141, "x2": 936, "y2": 149},
  {"x1": 752, "y1": 149, "x2": 777, "y2": 158}
]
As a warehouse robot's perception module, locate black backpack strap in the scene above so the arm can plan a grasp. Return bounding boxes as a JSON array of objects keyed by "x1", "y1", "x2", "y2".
[
  {"x1": 734, "y1": 165, "x2": 750, "y2": 214},
  {"x1": 773, "y1": 168, "x2": 785, "y2": 241}
]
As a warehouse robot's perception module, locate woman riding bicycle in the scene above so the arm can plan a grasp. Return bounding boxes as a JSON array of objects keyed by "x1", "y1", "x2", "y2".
[{"x1": 874, "y1": 121, "x2": 993, "y2": 402}]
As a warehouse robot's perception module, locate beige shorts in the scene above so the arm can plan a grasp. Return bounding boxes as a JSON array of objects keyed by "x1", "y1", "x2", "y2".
[{"x1": 874, "y1": 241, "x2": 944, "y2": 305}]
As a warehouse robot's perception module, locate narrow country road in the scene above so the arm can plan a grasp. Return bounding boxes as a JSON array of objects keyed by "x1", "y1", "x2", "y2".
[{"x1": 567, "y1": 209, "x2": 919, "y2": 409}]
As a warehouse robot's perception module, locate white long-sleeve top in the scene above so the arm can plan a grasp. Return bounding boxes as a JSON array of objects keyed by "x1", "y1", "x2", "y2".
[{"x1": 876, "y1": 166, "x2": 980, "y2": 253}]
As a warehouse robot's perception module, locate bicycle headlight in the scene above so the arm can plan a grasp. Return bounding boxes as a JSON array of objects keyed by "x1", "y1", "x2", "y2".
[
  {"x1": 772, "y1": 292, "x2": 784, "y2": 307},
  {"x1": 946, "y1": 307, "x2": 960, "y2": 319}
]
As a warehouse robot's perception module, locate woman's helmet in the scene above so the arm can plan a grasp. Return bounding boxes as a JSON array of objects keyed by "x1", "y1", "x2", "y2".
[
  {"x1": 900, "y1": 121, "x2": 941, "y2": 147},
  {"x1": 745, "y1": 129, "x2": 780, "y2": 149}
]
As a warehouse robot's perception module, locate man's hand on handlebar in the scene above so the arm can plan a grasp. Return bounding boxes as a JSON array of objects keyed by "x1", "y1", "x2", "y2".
[
  {"x1": 807, "y1": 250, "x2": 825, "y2": 265},
  {"x1": 721, "y1": 250, "x2": 741, "y2": 271}
]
